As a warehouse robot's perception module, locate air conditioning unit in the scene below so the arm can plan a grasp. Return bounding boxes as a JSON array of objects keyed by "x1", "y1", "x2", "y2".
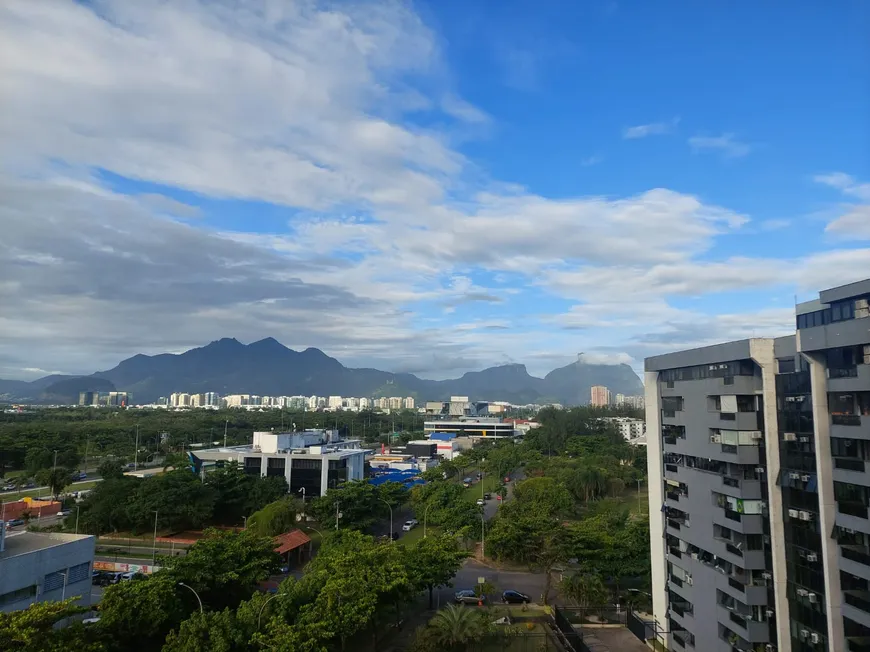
[
  {"x1": 810, "y1": 633, "x2": 820, "y2": 644},
  {"x1": 766, "y1": 645, "x2": 775, "y2": 652},
  {"x1": 783, "y1": 433, "x2": 797, "y2": 441},
  {"x1": 797, "y1": 588, "x2": 809, "y2": 597},
  {"x1": 711, "y1": 434, "x2": 722, "y2": 443},
  {"x1": 799, "y1": 436, "x2": 810, "y2": 443},
  {"x1": 750, "y1": 431, "x2": 763, "y2": 440},
  {"x1": 808, "y1": 593, "x2": 818, "y2": 603},
  {"x1": 766, "y1": 609, "x2": 775, "y2": 618},
  {"x1": 800, "y1": 629, "x2": 809, "y2": 640},
  {"x1": 801, "y1": 474, "x2": 811, "y2": 482},
  {"x1": 762, "y1": 572, "x2": 772, "y2": 579},
  {"x1": 686, "y1": 576, "x2": 694, "y2": 585},
  {"x1": 790, "y1": 472, "x2": 801, "y2": 480},
  {"x1": 755, "y1": 467, "x2": 765, "y2": 474},
  {"x1": 788, "y1": 509, "x2": 799, "y2": 518},
  {"x1": 857, "y1": 299, "x2": 869, "y2": 309},
  {"x1": 691, "y1": 552, "x2": 699, "y2": 560},
  {"x1": 799, "y1": 511, "x2": 812, "y2": 521},
  {"x1": 807, "y1": 553, "x2": 818, "y2": 562}
]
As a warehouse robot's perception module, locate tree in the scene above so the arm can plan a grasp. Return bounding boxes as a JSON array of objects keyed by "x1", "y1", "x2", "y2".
[
  {"x1": 97, "y1": 459, "x2": 124, "y2": 480},
  {"x1": 246, "y1": 496, "x2": 300, "y2": 537},
  {"x1": 560, "y1": 573, "x2": 608, "y2": 609},
  {"x1": 162, "y1": 608, "x2": 254, "y2": 652},
  {"x1": 0, "y1": 599, "x2": 105, "y2": 652},
  {"x1": 35, "y1": 467, "x2": 74, "y2": 500},
  {"x1": 166, "y1": 529, "x2": 281, "y2": 611},
  {"x1": 420, "y1": 604, "x2": 489, "y2": 650},
  {"x1": 511, "y1": 476, "x2": 573, "y2": 517},
  {"x1": 98, "y1": 574, "x2": 187, "y2": 651},
  {"x1": 67, "y1": 476, "x2": 139, "y2": 535},
  {"x1": 25, "y1": 448, "x2": 54, "y2": 474},
  {"x1": 125, "y1": 470, "x2": 218, "y2": 533},
  {"x1": 406, "y1": 534, "x2": 467, "y2": 609},
  {"x1": 204, "y1": 462, "x2": 287, "y2": 526},
  {"x1": 307, "y1": 480, "x2": 397, "y2": 532}
]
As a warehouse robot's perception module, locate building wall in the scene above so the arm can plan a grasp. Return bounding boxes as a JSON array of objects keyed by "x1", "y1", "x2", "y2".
[{"x1": 0, "y1": 535, "x2": 95, "y2": 612}]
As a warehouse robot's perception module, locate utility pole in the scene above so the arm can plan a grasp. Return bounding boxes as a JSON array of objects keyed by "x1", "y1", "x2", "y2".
[
  {"x1": 335, "y1": 502, "x2": 340, "y2": 530},
  {"x1": 134, "y1": 425, "x2": 139, "y2": 471},
  {"x1": 152, "y1": 510, "x2": 159, "y2": 565},
  {"x1": 224, "y1": 419, "x2": 229, "y2": 447}
]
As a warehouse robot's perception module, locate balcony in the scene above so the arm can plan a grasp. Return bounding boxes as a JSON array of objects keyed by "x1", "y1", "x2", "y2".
[
  {"x1": 666, "y1": 463, "x2": 680, "y2": 474},
  {"x1": 841, "y1": 546, "x2": 870, "y2": 582},
  {"x1": 833, "y1": 414, "x2": 870, "y2": 442},
  {"x1": 837, "y1": 458, "x2": 868, "y2": 472},
  {"x1": 718, "y1": 606, "x2": 770, "y2": 643},
  {"x1": 843, "y1": 546, "x2": 870, "y2": 567},
  {"x1": 829, "y1": 363, "x2": 870, "y2": 393},
  {"x1": 716, "y1": 572, "x2": 769, "y2": 605},
  {"x1": 840, "y1": 502, "x2": 870, "y2": 520},
  {"x1": 837, "y1": 415, "x2": 865, "y2": 426},
  {"x1": 846, "y1": 591, "x2": 870, "y2": 616},
  {"x1": 719, "y1": 477, "x2": 762, "y2": 500}
]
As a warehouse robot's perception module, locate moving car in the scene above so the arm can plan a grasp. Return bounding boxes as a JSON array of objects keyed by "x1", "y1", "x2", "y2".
[
  {"x1": 455, "y1": 589, "x2": 486, "y2": 605},
  {"x1": 5, "y1": 519, "x2": 25, "y2": 528},
  {"x1": 483, "y1": 493, "x2": 492, "y2": 500},
  {"x1": 476, "y1": 498, "x2": 485, "y2": 506},
  {"x1": 120, "y1": 572, "x2": 144, "y2": 582},
  {"x1": 501, "y1": 590, "x2": 531, "y2": 604},
  {"x1": 401, "y1": 519, "x2": 418, "y2": 532},
  {"x1": 92, "y1": 571, "x2": 114, "y2": 586}
]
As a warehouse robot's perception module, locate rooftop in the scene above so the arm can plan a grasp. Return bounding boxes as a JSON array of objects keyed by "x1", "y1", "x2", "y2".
[
  {"x1": 1, "y1": 531, "x2": 93, "y2": 560},
  {"x1": 273, "y1": 529, "x2": 311, "y2": 555}
]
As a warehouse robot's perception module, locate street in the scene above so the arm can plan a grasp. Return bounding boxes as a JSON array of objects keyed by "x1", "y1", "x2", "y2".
[{"x1": 434, "y1": 558, "x2": 550, "y2": 607}]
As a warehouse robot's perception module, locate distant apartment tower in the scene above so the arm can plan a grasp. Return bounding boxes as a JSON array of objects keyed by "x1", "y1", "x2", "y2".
[
  {"x1": 327, "y1": 396, "x2": 343, "y2": 409},
  {"x1": 645, "y1": 278, "x2": 870, "y2": 652},
  {"x1": 590, "y1": 385, "x2": 611, "y2": 407},
  {"x1": 359, "y1": 397, "x2": 370, "y2": 409},
  {"x1": 403, "y1": 397, "x2": 415, "y2": 410}
]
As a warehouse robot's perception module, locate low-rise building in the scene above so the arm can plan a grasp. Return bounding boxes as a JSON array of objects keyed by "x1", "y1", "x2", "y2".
[
  {"x1": 424, "y1": 417, "x2": 517, "y2": 439},
  {"x1": 188, "y1": 430, "x2": 368, "y2": 498},
  {"x1": 0, "y1": 526, "x2": 95, "y2": 612},
  {"x1": 599, "y1": 416, "x2": 646, "y2": 440}
]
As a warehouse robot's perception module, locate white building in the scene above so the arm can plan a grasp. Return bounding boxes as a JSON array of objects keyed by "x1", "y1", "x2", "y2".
[
  {"x1": 600, "y1": 416, "x2": 646, "y2": 440},
  {"x1": 424, "y1": 418, "x2": 517, "y2": 439},
  {"x1": 327, "y1": 396, "x2": 343, "y2": 409},
  {"x1": 189, "y1": 430, "x2": 368, "y2": 498},
  {"x1": 403, "y1": 397, "x2": 415, "y2": 410},
  {"x1": 0, "y1": 527, "x2": 95, "y2": 613},
  {"x1": 359, "y1": 397, "x2": 370, "y2": 409}
]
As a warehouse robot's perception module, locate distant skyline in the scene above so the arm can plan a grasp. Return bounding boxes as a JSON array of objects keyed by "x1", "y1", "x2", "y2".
[{"x1": 1, "y1": 1, "x2": 868, "y2": 381}]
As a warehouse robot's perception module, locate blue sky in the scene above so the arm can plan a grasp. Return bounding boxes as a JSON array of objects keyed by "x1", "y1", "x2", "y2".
[{"x1": 0, "y1": 0, "x2": 868, "y2": 381}]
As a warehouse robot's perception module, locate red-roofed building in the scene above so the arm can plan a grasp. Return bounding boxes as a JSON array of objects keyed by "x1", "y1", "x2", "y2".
[{"x1": 273, "y1": 529, "x2": 312, "y2": 566}]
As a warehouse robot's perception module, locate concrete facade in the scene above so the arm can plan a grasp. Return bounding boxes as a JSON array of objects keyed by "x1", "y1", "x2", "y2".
[
  {"x1": 646, "y1": 278, "x2": 870, "y2": 652},
  {"x1": 0, "y1": 529, "x2": 95, "y2": 612}
]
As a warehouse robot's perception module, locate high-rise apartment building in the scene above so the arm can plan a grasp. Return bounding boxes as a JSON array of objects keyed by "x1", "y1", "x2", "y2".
[
  {"x1": 590, "y1": 385, "x2": 611, "y2": 407},
  {"x1": 645, "y1": 278, "x2": 870, "y2": 652},
  {"x1": 403, "y1": 396, "x2": 415, "y2": 410}
]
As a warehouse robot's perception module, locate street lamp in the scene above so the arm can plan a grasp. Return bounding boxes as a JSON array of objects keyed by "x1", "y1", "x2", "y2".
[
  {"x1": 152, "y1": 510, "x2": 159, "y2": 565},
  {"x1": 257, "y1": 593, "x2": 281, "y2": 629},
  {"x1": 242, "y1": 516, "x2": 248, "y2": 530},
  {"x1": 423, "y1": 501, "x2": 435, "y2": 538},
  {"x1": 75, "y1": 506, "x2": 81, "y2": 535},
  {"x1": 178, "y1": 582, "x2": 203, "y2": 613},
  {"x1": 60, "y1": 571, "x2": 68, "y2": 601},
  {"x1": 379, "y1": 498, "x2": 393, "y2": 543},
  {"x1": 301, "y1": 525, "x2": 323, "y2": 559}
]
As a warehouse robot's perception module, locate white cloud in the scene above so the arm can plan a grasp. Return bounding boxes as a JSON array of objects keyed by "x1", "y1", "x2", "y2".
[
  {"x1": 815, "y1": 172, "x2": 870, "y2": 201},
  {"x1": 689, "y1": 133, "x2": 752, "y2": 158},
  {"x1": 827, "y1": 205, "x2": 870, "y2": 239},
  {"x1": 441, "y1": 94, "x2": 490, "y2": 124},
  {"x1": 623, "y1": 118, "x2": 679, "y2": 139}
]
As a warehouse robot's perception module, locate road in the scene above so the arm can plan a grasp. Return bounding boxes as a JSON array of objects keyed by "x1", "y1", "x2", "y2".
[
  {"x1": 0, "y1": 476, "x2": 103, "y2": 498},
  {"x1": 434, "y1": 558, "x2": 550, "y2": 607}
]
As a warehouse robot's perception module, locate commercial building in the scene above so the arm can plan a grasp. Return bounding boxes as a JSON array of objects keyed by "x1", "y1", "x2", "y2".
[
  {"x1": 423, "y1": 418, "x2": 517, "y2": 439},
  {"x1": 78, "y1": 391, "x2": 131, "y2": 407},
  {"x1": 645, "y1": 278, "x2": 870, "y2": 652},
  {"x1": 590, "y1": 385, "x2": 611, "y2": 407},
  {"x1": 0, "y1": 526, "x2": 95, "y2": 612},
  {"x1": 188, "y1": 429, "x2": 368, "y2": 498}
]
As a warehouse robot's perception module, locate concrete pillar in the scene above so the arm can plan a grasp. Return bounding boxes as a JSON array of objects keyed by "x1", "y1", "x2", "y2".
[
  {"x1": 805, "y1": 351, "x2": 845, "y2": 651},
  {"x1": 644, "y1": 371, "x2": 668, "y2": 637},
  {"x1": 750, "y1": 338, "x2": 792, "y2": 652}
]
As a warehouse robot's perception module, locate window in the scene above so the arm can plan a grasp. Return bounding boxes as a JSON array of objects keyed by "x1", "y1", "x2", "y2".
[
  {"x1": 43, "y1": 571, "x2": 65, "y2": 592},
  {"x1": 0, "y1": 585, "x2": 37, "y2": 607},
  {"x1": 67, "y1": 562, "x2": 90, "y2": 584}
]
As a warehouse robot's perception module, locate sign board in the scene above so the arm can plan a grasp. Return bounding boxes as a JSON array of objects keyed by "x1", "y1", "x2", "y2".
[
  {"x1": 93, "y1": 561, "x2": 161, "y2": 575},
  {"x1": 477, "y1": 576, "x2": 485, "y2": 585}
]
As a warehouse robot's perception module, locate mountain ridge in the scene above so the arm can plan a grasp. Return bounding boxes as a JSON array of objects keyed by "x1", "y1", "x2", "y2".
[{"x1": 0, "y1": 339, "x2": 644, "y2": 406}]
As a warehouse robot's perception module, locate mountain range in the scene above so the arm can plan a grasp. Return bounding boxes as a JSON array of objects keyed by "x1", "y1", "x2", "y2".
[{"x1": 0, "y1": 338, "x2": 644, "y2": 406}]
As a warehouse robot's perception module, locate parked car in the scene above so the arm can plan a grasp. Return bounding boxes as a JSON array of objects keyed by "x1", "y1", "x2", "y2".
[
  {"x1": 5, "y1": 519, "x2": 25, "y2": 528},
  {"x1": 402, "y1": 519, "x2": 418, "y2": 532},
  {"x1": 476, "y1": 498, "x2": 485, "y2": 506},
  {"x1": 462, "y1": 477, "x2": 473, "y2": 484},
  {"x1": 501, "y1": 590, "x2": 531, "y2": 604},
  {"x1": 92, "y1": 571, "x2": 113, "y2": 586},
  {"x1": 483, "y1": 493, "x2": 492, "y2": 500},
  {"x1": 76, "y1": 472, "x2": 87, "y2": 481},
  {"x1": 455, "y1": 589, "x2": 485, "y2": 605},
  {"x1": 120, "y1": 572, "x2": 143, "y2": 582},
  {"x1": 57, "y1": 510, "x2": 71, "y2": 517},
  {"x1": 3, "y1": 484, "x2": 15, "y2": 491}
]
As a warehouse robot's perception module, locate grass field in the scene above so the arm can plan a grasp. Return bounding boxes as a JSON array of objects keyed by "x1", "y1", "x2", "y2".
[
  {"x1": 460, "y1": 469, "x2": 501, "y2": 503},
  {"x1": 4, "y1": 480, "x2": 102, "y2": 502}
]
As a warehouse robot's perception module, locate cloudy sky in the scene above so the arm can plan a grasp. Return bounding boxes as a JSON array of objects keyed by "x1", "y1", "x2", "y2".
[{"x1": 1, "y1": 0, "x2": 868, "y2": 381}]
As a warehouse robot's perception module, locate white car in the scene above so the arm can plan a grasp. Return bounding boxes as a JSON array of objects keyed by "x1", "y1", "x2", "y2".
[
  {"x1": 402, "y1": 519, "x2": 418, "y2": 532},
  {"x1": 476, "y1": 498, "x2": 485, "y2": 506}
]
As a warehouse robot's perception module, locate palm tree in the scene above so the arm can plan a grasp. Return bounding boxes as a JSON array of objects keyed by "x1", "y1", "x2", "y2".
[
  {"x1": 560, "y1": 572, "x2": 608, "y2": 610},
  {"x1": 430, "y1": 604, "x2": 487, "y2": 649}
]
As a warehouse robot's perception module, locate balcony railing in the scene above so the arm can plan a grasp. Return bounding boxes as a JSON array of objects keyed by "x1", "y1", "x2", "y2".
[
  {"x1": 842, "y1": 546, "x2": 870, "y2": 566},
  {"x1": 836, "y1": 458, "x2": 866, "y2": 472},
  {"x1": 670, "y1": 575, "x2": 684, "y2": 588},
  {"x1": 720, "y1": 413, "x2": 737, "y2": 421},
  {"x1": 845, "y1": 591, "x2": 870, "y2": 615},
  {"x1": 666, "y1": 464, "x2": 679, "y2": 473},
  {"x1": 667, "y1": 491, "x2": 681, "y2": 502},
  {"x1": 726, "y1": 543, "x2": 743, "y2": 557},
  {"x1": 830, "y1": 367, "x2": 859, "y2": 379},
  {"x1": 725, "y1": 509, "x2": 742, "y2": 522},
  {"x1": 669, "y1": 547, "x2": 682, "y2": 559},
  {"x1": 728, "y1": 577, "x2": 745, "y2": 593},
  {"x1": 729, "y1": 612, "x2": 747, "y2": 628},
  {"x1": 663, "y1": 410, "x2": 677, "y2": 418},
  {"x1": 664, "y1": 436, "x2": 677, "y2": 445},
  {"x1": 723, "y1": 477, "x2": 740, "y2": 488},
  {"x1": 834, "y1": 414, "x2": 862, "y2": 426},
  {"x1": 839, "y1": 502, "x2": 869, "y2": 519}
]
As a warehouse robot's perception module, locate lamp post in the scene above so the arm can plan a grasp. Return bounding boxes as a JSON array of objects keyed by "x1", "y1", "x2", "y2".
[
  {"x1": 242, "y1": 516, "x2": 248, "y2": 530},
  {"x1": 379, "y1": 498, "x2": 393, "y2": 542},
  {"x1": 178, "y1": 582, "x2": 203, "y2": 613},
  {"x1": 257, "y1": 593, "x2": 281, "y2": 629},
  {"x1": 152, "y1": 510, "x2": 159, "y2": 565},
  {"x1": 423, "y1": 501, "x2": 435, "y2": 538},
  {"x1": 60, "y1": 571, "x2": 68, "y2": 601},
  {"x1": 301, "y1": 525, "x2": 323, "y2": 559},
  {"x1": 481, "y1": 512, "x2": 486, "y2": 559},
  {"x1": 53, "y1": 450, "x2": 58, "y2": 469},
  {"x1": 75, "y1": 506, "x2": 81, "y2": 535}
]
